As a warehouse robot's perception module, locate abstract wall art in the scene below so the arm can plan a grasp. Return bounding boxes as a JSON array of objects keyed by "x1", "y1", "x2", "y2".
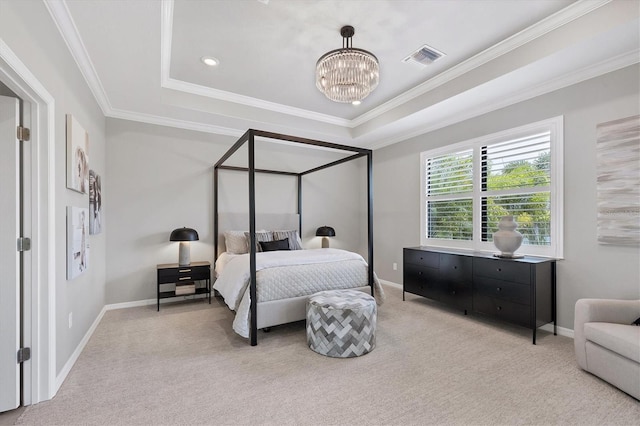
[{"x1": 596, "y1": 115, "x2": 640, "y2": 245}]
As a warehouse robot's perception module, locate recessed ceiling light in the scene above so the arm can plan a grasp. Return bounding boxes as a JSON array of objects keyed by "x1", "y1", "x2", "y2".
[
  {"x1": 201, "y1": 56, "x2": 219, "y2": 67},
  {"x1": 352, "y1": 100, "x2": 361, "y2": 106}
]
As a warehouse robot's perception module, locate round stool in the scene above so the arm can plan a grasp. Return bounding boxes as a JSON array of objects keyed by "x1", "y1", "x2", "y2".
[{"x1": 306, "y1": 289, "x2": 377, "y2": 358}]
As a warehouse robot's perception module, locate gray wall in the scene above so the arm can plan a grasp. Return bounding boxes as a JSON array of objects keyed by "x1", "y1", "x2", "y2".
[
  {"x1": 105, "y1": 119, "x2": 367, "y2": 304},
  {"x1": 374, "y1": 64, "x2": 640, "y2": 330},
  {"x1": 0, "y1": 1, "x2": 107, "y2": 374}
]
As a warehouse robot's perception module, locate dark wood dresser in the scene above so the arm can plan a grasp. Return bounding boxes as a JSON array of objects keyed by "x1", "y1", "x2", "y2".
[{"x1": 403, "y1": 247, "x2": 556, "y2": 344}]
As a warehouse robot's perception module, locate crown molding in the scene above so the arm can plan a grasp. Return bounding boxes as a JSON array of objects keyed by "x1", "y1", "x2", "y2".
[
  {"x1": 162, "y1": 77, "x2": 352, "y2": 127},
  {"x1": 159, "y1": 0, "x2": 350, "y2": 128},
  {"x1": 159, "y1": 0, "x2": 612, "y2": 129},
  {"x1": 43, "y1": 0, "x2": 113, "y2": 115},
  {"x1": 95, "y1": 48, "x2": 639, "y2": 149},
  {"x1": 367, "y1": 48, "x2": 639, "y2": 150},
  {"x1": 160, "y1": 0, "x2": 173, "y2": 85},
  {"x1": 352, "y1": 0, "x2": 613, "y2": 127},
  {"x1": 107, "y1": 107, "x2": 243, "y2": 137},
  {"x1": 46, "y1": 0, "x2": 628, "y2": 150}
]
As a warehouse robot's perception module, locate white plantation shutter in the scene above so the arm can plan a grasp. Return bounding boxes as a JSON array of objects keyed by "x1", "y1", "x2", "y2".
[
  {"x1": 425, "y1": 150, "x2": 473, "y2": 240},
  {"x1": 481, "y1": 132, "x2": 551, "y2": 245},
  {"x1": 420, "y1": 117, "x2": 563, "y2": 257}
]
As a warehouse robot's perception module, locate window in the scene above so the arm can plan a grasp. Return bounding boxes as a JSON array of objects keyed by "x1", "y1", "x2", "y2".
[{"x1": 420, "y1": 117, "x2": 563, "y2": 258}]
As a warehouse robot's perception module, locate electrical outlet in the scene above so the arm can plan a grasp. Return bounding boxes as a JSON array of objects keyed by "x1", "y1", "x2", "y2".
[
  {"x1": 393, "y1": 262, "x2": 397, "y2": 271},
  {"x1": 68, "y1": 312, "x2": 73, "y2": 329}
]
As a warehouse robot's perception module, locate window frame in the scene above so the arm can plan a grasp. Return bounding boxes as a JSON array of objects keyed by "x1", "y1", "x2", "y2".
[{"x1": 420, "y1": 116, "x2": 564, "y2": 258}]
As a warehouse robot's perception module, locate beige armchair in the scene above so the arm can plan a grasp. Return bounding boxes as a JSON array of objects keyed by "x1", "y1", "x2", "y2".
[{"x1": 574, "y1": 298, "x2": 640, "y2": 400}]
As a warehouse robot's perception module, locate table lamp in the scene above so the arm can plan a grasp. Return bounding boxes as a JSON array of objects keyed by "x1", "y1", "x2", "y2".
[
  {"x1": 316, "y1": 226, "x2": 335, "y2": 248},
  {"x1": 170, "y1": 227, "x2": 199, "y2": 266}
]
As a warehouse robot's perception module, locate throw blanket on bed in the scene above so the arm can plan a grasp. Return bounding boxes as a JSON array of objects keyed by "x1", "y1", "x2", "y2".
[{"x1": 213, "y1": 248, "x2": 384, "y2": 338}]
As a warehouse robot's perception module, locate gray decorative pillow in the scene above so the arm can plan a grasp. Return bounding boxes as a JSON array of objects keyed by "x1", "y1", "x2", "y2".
[
  {"x1": 244, "y1": 231, "x2": 273, "y2": 252},
  {"x1": 273, "y1": 230, "x2": 303, "y2": 250},
  {"x1": 224, "y1": 231, "x2": 248, "y2": 254}
]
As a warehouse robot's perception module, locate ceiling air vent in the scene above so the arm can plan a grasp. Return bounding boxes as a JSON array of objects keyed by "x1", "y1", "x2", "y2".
[{"x1": 402, "y1": 44, "x2": 445, "y2": 66}]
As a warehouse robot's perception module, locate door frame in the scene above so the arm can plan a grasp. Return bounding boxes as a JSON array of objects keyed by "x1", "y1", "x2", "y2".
[{"x1": 0, "y1": 39, "x2": 56, "y2": 404}]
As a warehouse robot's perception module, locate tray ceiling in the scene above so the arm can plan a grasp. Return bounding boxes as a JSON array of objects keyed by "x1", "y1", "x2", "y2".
[{"x1": 47, "y1": 0, "x2": 639, "y2": 148}]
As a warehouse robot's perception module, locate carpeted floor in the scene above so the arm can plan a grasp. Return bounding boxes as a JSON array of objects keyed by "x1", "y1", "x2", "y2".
[{"x1": 16, "y1": 285, "x2": 640, "y2": 425}]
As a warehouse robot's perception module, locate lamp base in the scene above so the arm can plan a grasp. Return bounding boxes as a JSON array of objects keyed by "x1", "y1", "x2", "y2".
[
  {"x1": 321, "y1": 237, "x2": 330, "y2": 249},
  {"x1": 178, "y1": 241, "x2": 191, "y2": 266}
]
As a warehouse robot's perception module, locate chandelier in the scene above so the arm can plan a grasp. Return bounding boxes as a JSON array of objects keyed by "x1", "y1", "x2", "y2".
[{"x1": 316, "y1": 25, "x2": 379, "y2": 103}]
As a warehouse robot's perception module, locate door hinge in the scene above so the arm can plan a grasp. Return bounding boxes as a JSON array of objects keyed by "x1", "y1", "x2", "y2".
[
  {"x1": 17, "y1": 237, "x2": 31, "y2": 252},
  {"x1": 17, "y1": 347, "x2": 31, "y2": 363},
  {"x1": 17, "y1": 126, "x2": 30, "y2": 141}
]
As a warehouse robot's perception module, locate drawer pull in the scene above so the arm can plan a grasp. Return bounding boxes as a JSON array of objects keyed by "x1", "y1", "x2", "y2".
[
  {"x1": 496, "y1": 268, "x2": 502, "y2": 272},
  {"x1": 418, "y1": 271, "x2": 422, "y2": 275},
  {"x1": 453, "y1": 266, "x2": 457, "y2": 270},
  {"x1": 451, "y1": 290, "x2": 456, "y2": 295},
  {"x1": 179, "y1": 277, "x2": 192, "y2": 281},
  {"x1": 179, "y1": 269, "x2": 191, "y2": 273},
  {"x1": 497, "y1": 306, "x2": 502, "y2": 311},
  {"x1": 496, "y1": 287, "x2": 502, "y2": 292}
]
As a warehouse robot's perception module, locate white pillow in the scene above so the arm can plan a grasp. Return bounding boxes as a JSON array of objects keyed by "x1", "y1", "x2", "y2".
[{"x1": 224, "y1": 231, "x2": 248, "y2": 254}]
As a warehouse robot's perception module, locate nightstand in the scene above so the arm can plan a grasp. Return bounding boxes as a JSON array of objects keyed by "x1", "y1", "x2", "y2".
[{"x1": 156, "y1": 261, "x2": 211, "y2": 311}]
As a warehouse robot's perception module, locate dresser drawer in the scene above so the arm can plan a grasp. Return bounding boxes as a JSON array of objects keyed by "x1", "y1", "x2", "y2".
[
  {"x1": 439, "y1": 281, "x2": 472, "y2": 309},
  {"x1": 404, "y1": 264, "x2": 439, "y2": 286},
  {"x1": 473, "y1": 257, "x2": 531, "y2": 285},
  {"x1": 158, "y1": 265, "x2": 210, "y2": 284},
  {"x1": 440, "y1": 254, "x2": 472, "y2": 282},
  {"x1": 404, "y1": 249, "x2": 439, "y2": 268},
  {"x1": 474, "y1": 277, "x2": 530, "y2": 305},
  {"x1": 473, "y1": 294, "x2": 530, "y2": 327},
  {"x1": 404, "y1": 263, "x2": 441, "y2": 298}
]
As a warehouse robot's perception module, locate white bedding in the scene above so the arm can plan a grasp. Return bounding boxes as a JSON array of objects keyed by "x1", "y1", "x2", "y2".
[{"x1": 213, "y1": 248, "x2": 384, "y2": 338}]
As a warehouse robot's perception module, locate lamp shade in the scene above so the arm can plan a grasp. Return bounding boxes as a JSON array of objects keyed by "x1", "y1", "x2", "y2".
[
  {"x1": 169, "y1": 227, "x2": 199, "y2": 242},
  {"x1": 315, "y1": 226, "x2": 336, "y2": 237}
]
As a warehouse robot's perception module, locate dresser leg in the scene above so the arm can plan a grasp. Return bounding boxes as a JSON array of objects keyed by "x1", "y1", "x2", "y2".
[
  {"x1": 532, "y1": 329, "x2": 536, "y2": 345},
  {"x1": 402, "y1": 291, "x2": 405, "y2": 301}
]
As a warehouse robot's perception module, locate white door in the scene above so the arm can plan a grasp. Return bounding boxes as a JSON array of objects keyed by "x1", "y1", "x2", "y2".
[{"x1": 0, "y1": 95, "x2": 20, "y2": 412}]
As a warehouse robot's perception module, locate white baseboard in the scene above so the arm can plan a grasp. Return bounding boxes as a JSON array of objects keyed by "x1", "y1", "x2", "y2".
[
  {"x1": 379, "y1": 279, "x2": 402, "y2": 290},
  {"x1": 105, "y1": 294, "x2": 209, "y2": 311},
  {"x1": 379, "y1": 279, "x2": 575, "y2": 339},
  {"x1": 55, "y1": 305, "x2": 107, "y2": 393},
  {"x1": 540, "y1": 323, "x2": 574, "y2": 339}
]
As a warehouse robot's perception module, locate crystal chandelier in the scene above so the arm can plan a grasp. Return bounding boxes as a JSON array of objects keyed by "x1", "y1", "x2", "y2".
[{"x1": 316, "y1": 25, "x2": 379, "y2": 103}]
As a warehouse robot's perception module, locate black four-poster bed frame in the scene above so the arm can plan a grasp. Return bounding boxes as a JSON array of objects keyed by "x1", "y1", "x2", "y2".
[{"x1": 214, "y1": 129, "x2": 374, "y2": 346}]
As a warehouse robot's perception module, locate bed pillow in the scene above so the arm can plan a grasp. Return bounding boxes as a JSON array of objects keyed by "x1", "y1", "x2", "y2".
[
  {"x1": 259, "y1": 238, "x2": 290, "y2": 252},
  {"x1": 273, "y1": 230, "x2": 303, "y2": 250},
  {"x1": 224, "y1": 231, "x2": 248, "y2": 254},
  {"x1": 244, "y1": 231, "x2": 273, "y2": 252}
]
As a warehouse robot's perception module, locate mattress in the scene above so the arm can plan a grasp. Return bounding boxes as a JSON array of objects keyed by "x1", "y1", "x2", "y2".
[{"x1": 213, "y1": 248, "x2": 384, "y2": 338}]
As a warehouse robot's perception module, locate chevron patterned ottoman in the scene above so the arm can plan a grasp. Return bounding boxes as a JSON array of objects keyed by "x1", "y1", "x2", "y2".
[{"x1": 306, "y1": 289, "x2": 377, "y2": 358}]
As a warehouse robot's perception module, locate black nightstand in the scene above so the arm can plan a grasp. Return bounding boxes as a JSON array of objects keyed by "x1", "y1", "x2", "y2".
[{"x1": 156, "y1": 261, "x2": 211, "y2": 311}]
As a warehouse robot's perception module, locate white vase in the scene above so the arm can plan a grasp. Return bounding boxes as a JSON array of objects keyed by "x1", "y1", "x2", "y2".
[{"x1": 493, "y1": 215, "x2": 523, "y2": 257}]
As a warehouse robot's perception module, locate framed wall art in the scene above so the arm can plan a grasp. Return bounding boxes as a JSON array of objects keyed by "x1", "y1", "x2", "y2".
[
  {"x1": 89, "y1": 170, "x2": 102, "y2": 235},
  {"x1": 596, "y1": 115, "x2": 640, "y2": 245},
  {"x1": 67, "y1": 206, "x2": 89, "y2": 279},
  {"x1": 66, "y1": 114, "x2": 89, "y2": 194}
]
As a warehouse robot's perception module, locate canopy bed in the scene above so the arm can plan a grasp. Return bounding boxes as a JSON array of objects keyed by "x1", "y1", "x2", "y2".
[{"x1": 213, "y1": 129, "x2": 377, "y2": 346}]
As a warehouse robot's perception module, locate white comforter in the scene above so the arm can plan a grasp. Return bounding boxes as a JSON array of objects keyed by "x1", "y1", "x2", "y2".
[{"x1": 213, "y1": 248, "x2": 384, "y2": 338}]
